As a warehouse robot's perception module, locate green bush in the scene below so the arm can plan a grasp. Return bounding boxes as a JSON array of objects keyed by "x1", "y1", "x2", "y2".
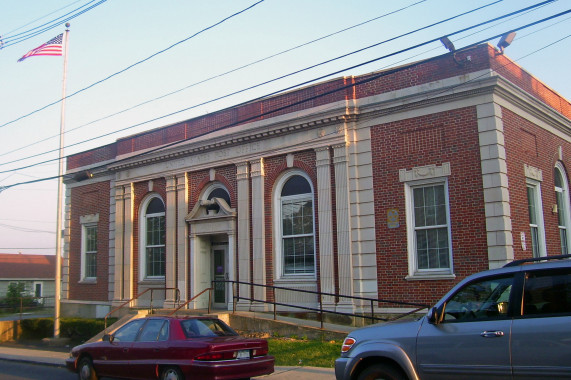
[{"x1": 19, "y1": 318, "x2": 116, "y2": 343}]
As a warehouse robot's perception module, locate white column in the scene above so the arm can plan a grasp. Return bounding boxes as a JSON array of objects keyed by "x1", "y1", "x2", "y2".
[
  {"x1": 236, "y1": 162, "x2": 251, "y2": 310},
  {"x1": 333, "y1": 143, "x2": 354, "y2": 312},
  {"x1": 176, "y1": 173, "x2": 188, "y2": 304},
  {"x1": 315, "y1": 147, "x2": 335, "y2": 308},
  {"x1": 112, "y1": 185, "x2": 125, "y2": 305},
  {"x1": 164, "y1": 175, "x2": 177, "y2": 307},
  {"x1": 123, "y1": 184, "x2": 134, "y2": 302},
  {"x1": 251, "y1": 158, "x2": 267, "y2": 310}
]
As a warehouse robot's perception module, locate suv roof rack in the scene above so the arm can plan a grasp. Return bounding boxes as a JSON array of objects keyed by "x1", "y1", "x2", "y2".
[{"x1": 503, "y1": 254, "x2": 571, "y2": 267}]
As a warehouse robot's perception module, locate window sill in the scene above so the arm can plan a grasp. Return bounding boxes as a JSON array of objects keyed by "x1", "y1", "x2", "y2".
[
  {"x1": 405, "y1": 273, "x2": 456, "y2": 281},
  {"x1": 79, "y1": 278, "x2": 97, "y2": 284},
  {"x1": 138, "y1": 278, "x2": 165, "y2": 286}
]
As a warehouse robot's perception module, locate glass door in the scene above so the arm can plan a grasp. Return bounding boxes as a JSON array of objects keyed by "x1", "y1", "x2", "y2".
[{"x1": 212, "y1": 247, "x2": 227, "y2": 308}]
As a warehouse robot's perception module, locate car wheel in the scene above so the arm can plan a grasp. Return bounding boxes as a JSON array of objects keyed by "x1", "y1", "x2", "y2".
[
  {"x1": 77, "y1": 357, "x2": 99, "y2": 380},
  {"x1": 357, "y1": 364, "x2": 406, "y2": 380},
  {"x1": 161, "y1": 366, "x2": 184, "y2": 380}
]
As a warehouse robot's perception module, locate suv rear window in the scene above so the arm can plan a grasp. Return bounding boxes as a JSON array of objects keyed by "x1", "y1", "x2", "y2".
[{"x1": 523, "y1": 270, "x2": 571, "y2": 316}]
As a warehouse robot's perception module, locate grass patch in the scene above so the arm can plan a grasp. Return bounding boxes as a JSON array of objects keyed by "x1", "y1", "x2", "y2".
[{"x1": 268, "y1": 338, "x2": 341, "y2": 368}]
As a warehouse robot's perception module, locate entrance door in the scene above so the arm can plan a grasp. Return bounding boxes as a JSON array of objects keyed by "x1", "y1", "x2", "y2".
[{"x1": 212, "y1": 246, "x2": 228, "y2": 309}]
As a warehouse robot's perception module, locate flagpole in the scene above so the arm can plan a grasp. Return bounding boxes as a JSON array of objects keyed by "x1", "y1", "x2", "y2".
[{"x1": 54, "y1": 23, "x2": 70, "y2": 339}]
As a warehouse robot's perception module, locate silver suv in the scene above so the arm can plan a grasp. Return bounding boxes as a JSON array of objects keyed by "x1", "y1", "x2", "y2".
[{"x1": 335, "y1": 255, "x2": 571, "y2": 380}]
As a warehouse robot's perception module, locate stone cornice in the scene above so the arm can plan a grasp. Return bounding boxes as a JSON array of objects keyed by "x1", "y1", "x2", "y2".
[{"x1": 107, "y1": 113, "x2": 348, "y2": 172}]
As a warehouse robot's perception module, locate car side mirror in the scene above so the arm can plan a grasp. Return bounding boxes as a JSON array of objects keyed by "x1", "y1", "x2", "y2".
[
  {"x1": 103, "y1": 334, "x2": 114, "y2": 343},
  {"x1": 427, "y1": 305, "x2": 444, "y2": 325}
]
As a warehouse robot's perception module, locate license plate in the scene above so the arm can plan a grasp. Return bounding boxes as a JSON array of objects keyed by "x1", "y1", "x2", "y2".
[{"x1": 236, "y1": 350, "x2": 250, "y2": 359}]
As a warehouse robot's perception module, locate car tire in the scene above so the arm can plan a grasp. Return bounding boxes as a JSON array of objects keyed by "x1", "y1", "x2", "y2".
[
  {"x1": 161, "y1": 366, "x2": 184, "y2": 380},
  {"x1": 77, "y1": 357, "x2": 99, "y2": 380},
  {"x1": 357, "y1": 363, "x2": 406, "y2": 380}
]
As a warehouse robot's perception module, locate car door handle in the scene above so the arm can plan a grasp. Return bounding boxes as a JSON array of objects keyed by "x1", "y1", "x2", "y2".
[{"x1": 480, "y1": 330, "x2": 504, "y2": 338}]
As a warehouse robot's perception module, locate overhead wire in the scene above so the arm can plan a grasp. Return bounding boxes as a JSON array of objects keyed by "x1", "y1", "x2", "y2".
[
  {"x1": 0, "y1": 0, "x2": 267, "y2": 130},
  {"x1": 1, "y1": 0, "x2": 107, "y2": 49},
  {"x1": 1, "y1": 0, "x2": 84, "y2": 36},
  {"x1": 2, "y1": 7, "x2": 569, "y2": 187},
  {"x1": 0, "y1": 0, "x2": 538, "y2": 168}
]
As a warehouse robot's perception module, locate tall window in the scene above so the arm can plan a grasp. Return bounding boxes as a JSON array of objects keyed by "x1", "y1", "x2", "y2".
[
  {"x1": 411, "y1": 183, "x2": 451, "y2": 272},
  {"x1": 83, "y1": 225, "x2": 97, "y2": 279},
  {"x1": 554, "y1": 164, "x2": 571, "y2": 254},
  {"x1": 142, "y1": 196, "x2": 166, "y2": 278},
  {"x1": 277, "y1": 173, "x2": 315, "y2": 276},
  {"x1": 526, "y1": 180, "x2": 545, "y2": 257}
]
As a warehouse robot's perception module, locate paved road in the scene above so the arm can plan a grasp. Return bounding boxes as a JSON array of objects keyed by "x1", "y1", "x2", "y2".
[{"x1": 0, "y1": 360, "x2": 78, "y2": 380}]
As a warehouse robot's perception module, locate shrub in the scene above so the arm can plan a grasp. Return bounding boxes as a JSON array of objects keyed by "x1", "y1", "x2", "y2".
[{"x1": 19, "y1": 318, "x2": 115, "y2": 343}]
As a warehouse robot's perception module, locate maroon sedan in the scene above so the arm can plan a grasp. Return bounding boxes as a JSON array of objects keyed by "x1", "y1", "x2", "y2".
[{"x1": 66, "y1": 316, "x2": 274, "y2": 380}]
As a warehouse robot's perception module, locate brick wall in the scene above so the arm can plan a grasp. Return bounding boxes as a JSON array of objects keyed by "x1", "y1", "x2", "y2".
[
  {"x1": 502, "y1": 107, "x2": 571, "y2": 259},
  {"x1": 371, "y1": 107, "x2": 488, "y2": 306},
  {"x1": 68, "y1": 181, "x2": 111, "y2": 301}
]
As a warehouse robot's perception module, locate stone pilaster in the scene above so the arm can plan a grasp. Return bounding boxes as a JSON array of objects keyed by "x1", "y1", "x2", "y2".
[
  {"x1": 164, "y1": 175, "x2": 177, "y2": 306},
  {"x1": 477, "y1": 103, "x2": 513, "y2": 268},
  {"x1": 333, "y1": 143, "x2": 354, "y2": 312},
  {"x1": 112, "y1": 185, "x2": 125, "y2": 306},
  {"x1": 250, "y1": 158, "x2": 267, "y2": 310},
  {"x1": 315, "y1": 147, "x2": 335, "y2": 308},
  {"x1": 236, "y1": 162, "x2": 251, "y2": 310},
  {"x1": 176, "y1": 173, "x2": 188, "y2": 304}
]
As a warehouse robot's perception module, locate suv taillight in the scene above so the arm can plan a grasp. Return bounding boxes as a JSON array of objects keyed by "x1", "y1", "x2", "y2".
[{"x1": 341, "y1": 337, "x2": 356, "y2": 353}]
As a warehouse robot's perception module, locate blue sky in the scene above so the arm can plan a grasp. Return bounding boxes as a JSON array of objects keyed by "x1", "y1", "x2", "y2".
[{"x1": 0, "y1": 0, "x2": 569, "y2": 254}]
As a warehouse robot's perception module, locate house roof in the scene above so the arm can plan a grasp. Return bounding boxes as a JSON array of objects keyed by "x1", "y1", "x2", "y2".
[{"x1": 0, "y1": 254, "x2": 55, "y2": 280}]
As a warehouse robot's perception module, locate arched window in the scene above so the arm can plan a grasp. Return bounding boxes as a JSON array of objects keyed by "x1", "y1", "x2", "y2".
[
  {"x1": 275, "y1": 172, "x2": 315, "y2": 277},
  {"x1": 141, "y1": 196, "x2": 166, "y2": 279},
  {"x1": 555, "y1": 163, "x2": 571, "y2": 254},
  {"x1": 202, "y1": 184, "x2": 231, "y2": 213}
]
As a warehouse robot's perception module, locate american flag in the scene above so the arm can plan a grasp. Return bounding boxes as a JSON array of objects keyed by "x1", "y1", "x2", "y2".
[{"x1": 18, "y1": 33, "x2": 63, "y2": 62}]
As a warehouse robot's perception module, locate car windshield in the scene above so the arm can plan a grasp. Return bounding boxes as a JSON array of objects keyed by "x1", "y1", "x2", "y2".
[{"x1": 180, "y1": 319, "x2": 238, "y2": 338}]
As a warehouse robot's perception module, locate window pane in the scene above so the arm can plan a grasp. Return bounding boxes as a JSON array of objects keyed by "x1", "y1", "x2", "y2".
[
  {"x1": 147, "y1": 247, "x2": 165, "y2": 277},
  {"x1": 527, "y1": 186, "x2": 537, "y2": 225},
  {"x1": 556, "y1": 191, "x2": 566, "y2": 226},
  {"x1": 283, "y1": 236, "x2": 314, "y2": 274},
  {"x1": 443, "y1": 276, "x2": 513, "y2": 322},
  {"x1": 413, "y1": 183, "x2": 450, "y2": 271},
  {"x1": 138, "y1": 319, "x2": 165, "y2": 342},
  {"x1": 146, "y1": 198, "x2": 165, "y2": 214},
  {"x1": 523, "y1": 271, "x2": 571, "y2": 315},
  {"x1": 281, "y1": 175, "x2": 311, "y2": 196},
  {"x1": 114, "y1": 319, "x2": 145, "y2": 342},
  {"x1": 207, "y1": 188, "x2": 231, "y2": 207}
]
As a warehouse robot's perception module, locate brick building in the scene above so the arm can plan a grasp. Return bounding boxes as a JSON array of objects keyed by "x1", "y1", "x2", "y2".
[{"x1": 62, "y1": 44, "x2": 571, "y2": 318}]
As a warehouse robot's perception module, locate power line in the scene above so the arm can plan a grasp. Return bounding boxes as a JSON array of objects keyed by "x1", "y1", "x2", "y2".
[
  {"x1": 0, "y1": 0, "x2": 537, "y2": 169},
  {"x1": 0, "y1": 0, "x2": 267, "y2": 130},
  {"x1": 1, "y1": 0, "x2": 84, "y2": 36},
  {"x1": 3, "y1": 10, "x2": 569, "y2": 191},
  {"x1": 0, "y1": 0, "x2": 431, "y2": 159},
  {"x1": 1, "y1": 0, "x2": 107, "y2": 49}
]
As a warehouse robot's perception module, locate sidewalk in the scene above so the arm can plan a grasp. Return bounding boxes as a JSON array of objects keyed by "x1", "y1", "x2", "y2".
[{"x1": 0, "y1": 344, "x2": 336, "y2": 379}]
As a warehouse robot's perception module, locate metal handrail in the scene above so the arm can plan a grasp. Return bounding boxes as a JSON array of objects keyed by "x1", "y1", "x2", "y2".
[
  {"x1": 221, "y1": 280, "x2": 430, "y2": 328},
  {"x1": 167, "y1": 287, "x2": 213, "y2": 316},
  {"x1": 104, "y1": 287, "x2": 180, "y2": 331}
]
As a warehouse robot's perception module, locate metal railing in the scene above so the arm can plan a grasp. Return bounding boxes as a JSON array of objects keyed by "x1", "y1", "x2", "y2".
[
  {"x1": 0, "y1": 296, "x2": 55, "y2": 319},
  {"x1": 218, "y1": 280, "x2": 429, "y2": 328},
  {"x1": 104, "y1": 287, "x2": 180, "y2": 331},
  {"x1": 168, "y1": 287, "x2": 212, "y2": 316}
]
